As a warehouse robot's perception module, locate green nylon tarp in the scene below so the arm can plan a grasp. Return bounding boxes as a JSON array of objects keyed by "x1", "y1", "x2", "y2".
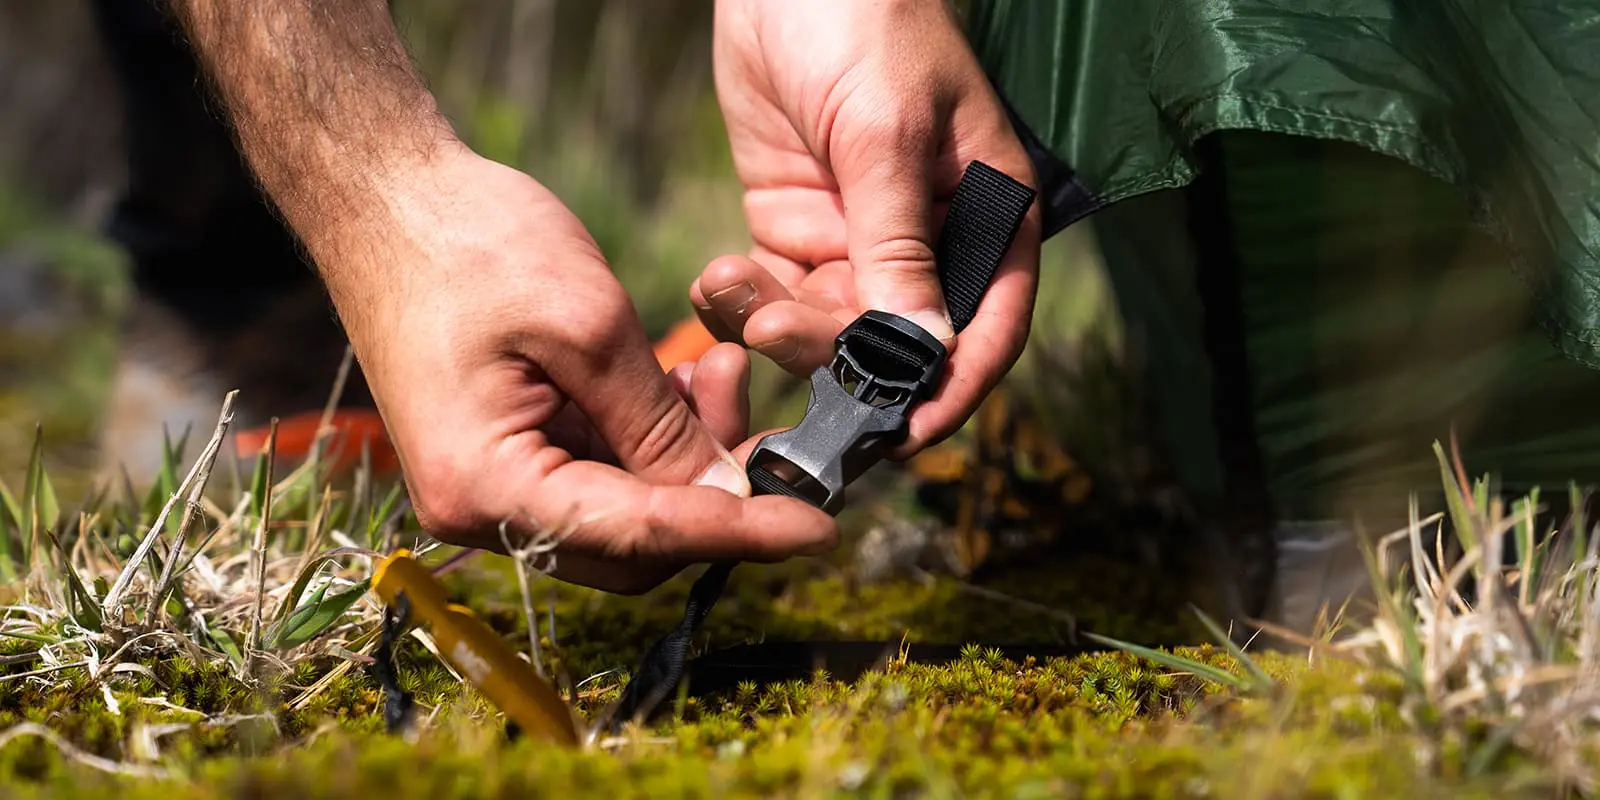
[{"x1": 959, "y1": 1, "x2": 1600, "y2": 520}]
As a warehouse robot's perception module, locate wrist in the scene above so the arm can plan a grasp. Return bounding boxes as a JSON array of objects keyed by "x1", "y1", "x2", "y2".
[
  {"x1": 298, "y1": 134, "x2": 480, "y2": 336},
  {"x1": 262, "y1": 108, "x2": 467, "y2": 263}
]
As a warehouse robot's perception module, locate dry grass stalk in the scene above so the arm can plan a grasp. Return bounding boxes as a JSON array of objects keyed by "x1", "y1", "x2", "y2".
[
  {"x1": 498, "y1": 510, "x2": 572, "y2": 681},
  {"x1": 101, "y1": 390, "x2": 238, "y2": 618},
  {"x1": 144, "y1": 391, "x2": 241, "y2": 624},
  {"x1": 0, "y1": 722, "x2": 174, "y2": 780},
  {"x1": 244, "y1": 418, "x2": 279, "y2": 678}
]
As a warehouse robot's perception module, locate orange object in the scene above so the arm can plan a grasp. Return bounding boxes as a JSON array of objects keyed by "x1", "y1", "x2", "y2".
[
  {"x1": 652, "y1": 316, "x2": 720, "y2": 372},
  {"x1": 232, "y1": 407, "x2": 400, "y2": 476},
  {"x1": 231, "y1": 314, "x2": 721, "y2": 475}
]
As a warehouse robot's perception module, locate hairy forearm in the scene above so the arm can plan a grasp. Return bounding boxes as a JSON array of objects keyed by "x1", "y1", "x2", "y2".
[{"x1": 168, "y1": 1, "x2": 458, "y2": 283}]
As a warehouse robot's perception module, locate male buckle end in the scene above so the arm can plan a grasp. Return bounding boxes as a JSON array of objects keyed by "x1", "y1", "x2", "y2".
[{"x1": 746, "y1": 310, "x2": 948, "y2": 514}]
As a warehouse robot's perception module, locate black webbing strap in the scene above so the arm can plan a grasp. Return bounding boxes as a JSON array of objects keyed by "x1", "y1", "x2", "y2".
[
  {"x1": 607, "y1": 161, "x2": 1036, "y2": 730},
  {"x1": 936, "y1": 162, "x2": 1039, "y2": 329}
]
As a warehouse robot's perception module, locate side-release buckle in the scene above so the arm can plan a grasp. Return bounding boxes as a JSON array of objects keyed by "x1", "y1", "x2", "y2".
[{"x1": 745, "y1": 309, "x2": 947, "y2": 514}]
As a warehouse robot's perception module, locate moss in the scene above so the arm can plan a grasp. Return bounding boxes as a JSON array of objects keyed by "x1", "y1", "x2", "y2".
[
  {"x1": 434, "y1": 515, "x2": 1216, "y2": 689},
  {"x1": 1, "y1": 553, "x2": 1585, "y2": 800},
  {"x1": 0, "y1": 645, "x2": 1575, "y2": 799},
  {"x1": 5, "y1": 488, "x2": 1595, "y2": 798}
]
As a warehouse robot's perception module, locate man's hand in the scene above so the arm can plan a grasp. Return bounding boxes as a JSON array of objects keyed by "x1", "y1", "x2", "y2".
[
  {"x1": 167, "y1": 0, "x2": 838, "y2": 593},
  {"x1": 338, "y1": 145, "x2": 839, "y2": 592},
  {"x1": 697, "y1": 0, "x2": 1042, "y2": 457}
]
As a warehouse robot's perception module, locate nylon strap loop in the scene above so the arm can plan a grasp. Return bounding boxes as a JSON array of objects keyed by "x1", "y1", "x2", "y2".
[{"x1": 936, "y1": 160, "x2": 1038, "y2": 330}]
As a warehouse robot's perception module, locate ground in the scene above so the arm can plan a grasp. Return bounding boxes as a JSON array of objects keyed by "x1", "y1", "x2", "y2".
[{"x1": 0, "y1": 390, "x2": 1595, "y2": 797}]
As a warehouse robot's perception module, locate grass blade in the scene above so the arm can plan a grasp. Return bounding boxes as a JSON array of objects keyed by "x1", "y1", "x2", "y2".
[
  {"x1": 1511, "y1": 488, "x2": 1541, "y2": 605},
  {"x1": 0, "y1": 479, "x2": 21, "y2": 528},
  {"x1": 0, "y1": 478, "x2": 16, "y2": 582},
  {"x1": 0, "y1": 630, "x2": 59, "y2": 645},
  {"x1": 247, "y1": 438, "x2": 272, "y2": 522},
  {"x1": 243, "y1": 419, "x2": 279, "y2": 679},
  {"x1": 203, "y1": 620, "x2": 246, "y2": 668},
  {"x1": 272, "y1": 547, "x2": 379, "y2": 623},
  {"x1": 24, "y1": 425, "x2": 61, "y2": 546},
  {"x1": 1189, "y1": 605, "x2": 1274, "y2": 692},
  {"x1": 37, "y1": 518, "x2": 102, "y2": 632},
  {"x1": 1080, "y1": 630, "x2": 1250, "y2": 691},
  {"x1": 263, "y1": 577, "x2": 371, "y2": 651},
  {"x1": 142, "y1": 423, "x2": 192, "y2": 531},
  {"x1": 1435, "y1": 440, "x2": 1478, "y2": 554},
  {"x1": 366, "y1": 482, "x2": 405, "y2": 549}
]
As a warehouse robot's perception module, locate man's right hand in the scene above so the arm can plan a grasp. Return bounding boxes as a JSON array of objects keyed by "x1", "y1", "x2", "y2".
[
  {"x1": 165, "y1": 0, "x2": 837, "y2": 594},
  {"x1": 328, "y1": 141, "x2": 838, "y2": 594}
]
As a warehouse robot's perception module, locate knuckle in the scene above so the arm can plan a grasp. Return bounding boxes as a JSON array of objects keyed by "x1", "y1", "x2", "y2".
[
  {"x1": 404, "y1": 461, "x2": 481, "y2": 545},
  {"x1": 861, "y1": 237, "x2": 942, "y2": 297},
  {"x1": 864, "y1": 236, "x2": 938, "y2": 272},
  {"x1": 854, "y1": 98, "x2": 936, "y2": 155},
  {"x1": 561, "y1": 284, "x2": 636, "y2": 361},
  {"x1": 864, "y1": 101, "x2": 927, "y2": 141},
  {"x1": 626, "y1": 395, "x2": 703, "y2": 470},
  {"x1": 828, "y1": 73, "x2": 937, "y2": 162}
]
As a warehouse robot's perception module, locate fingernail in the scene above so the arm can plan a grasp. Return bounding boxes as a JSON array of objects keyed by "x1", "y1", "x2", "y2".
[
  {"x1": 760, "y1": 336, "x2": 801, "y2": 364},
  {"x1": 695, "y1": 454, "x2": 750, "y2": 496},
  {"x1": 904, "y1": 309, "x2": 956, "y2": 344},
  {"x1": 709, "y1": 282, "x2": 759, "y2": 314}
]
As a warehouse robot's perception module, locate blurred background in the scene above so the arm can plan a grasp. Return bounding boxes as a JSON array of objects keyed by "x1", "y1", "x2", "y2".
[{"x1": 0, "y1": 0, "x2": 1116, "y2": 499}]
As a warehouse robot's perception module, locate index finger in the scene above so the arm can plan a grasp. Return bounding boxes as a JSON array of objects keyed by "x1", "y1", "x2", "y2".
[{"x1": 489, "y1": 454, "x2": 839, "y2": 594}]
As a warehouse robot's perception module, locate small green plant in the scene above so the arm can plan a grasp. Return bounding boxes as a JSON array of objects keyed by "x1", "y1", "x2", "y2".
[
  {"x1": 1321, "y1": 438, "x2": 1600, "y2": 794},
  {"x1": 1064, "y1": 434, "x2": 1600, "y2": 797},
  {"x1": 1082, "y1": 606, "x2": 1278, "y2": 697}
]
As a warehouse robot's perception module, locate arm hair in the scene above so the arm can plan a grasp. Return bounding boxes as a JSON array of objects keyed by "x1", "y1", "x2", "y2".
[{"x1": 167, "y1": 1, "x2": 457, "y2": 264}]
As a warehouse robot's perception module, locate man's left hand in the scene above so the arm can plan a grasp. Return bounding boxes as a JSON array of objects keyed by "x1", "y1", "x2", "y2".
[{"x1": 696, "y1": 0, "x2": 1043, "y2": 457}]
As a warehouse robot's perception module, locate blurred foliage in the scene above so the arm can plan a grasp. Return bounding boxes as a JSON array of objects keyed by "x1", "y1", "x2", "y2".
[
  {"x1": 389, "y1": 0, "x2": 736, "y2": 334},
  {"x1": 0, "y1": 173, "x2": 127, "y2": 499},
  {"x1": 0, "y1": 1, "x2": 122, "y2": 216}
]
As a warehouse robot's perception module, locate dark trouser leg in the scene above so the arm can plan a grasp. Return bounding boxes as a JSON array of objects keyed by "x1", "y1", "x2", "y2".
[
  {"x1": 1089, "y1": 164, "x2": 1280, "y2": 625},
  {"x1": 87, "y1": 0, "x2": 372, "y2": 485},
  {"x1": 1093, "y1": 129, "x2": 1600, "y2": 636}
]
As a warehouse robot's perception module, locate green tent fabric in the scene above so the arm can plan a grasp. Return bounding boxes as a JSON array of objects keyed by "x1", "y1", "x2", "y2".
[{"x1": 958, "y1": 0, "x2": 1600, "y2": 527}]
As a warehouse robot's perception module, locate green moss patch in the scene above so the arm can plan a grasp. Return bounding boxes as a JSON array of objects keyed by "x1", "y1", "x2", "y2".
[{"x1": 0, "y1": 636, "x2": 1568, "y2": 799}]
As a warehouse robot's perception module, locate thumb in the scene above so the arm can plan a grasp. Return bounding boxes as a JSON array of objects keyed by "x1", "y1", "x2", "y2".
[{"x1": 832, "y1": 108, "x2": 954, "y2": 344}]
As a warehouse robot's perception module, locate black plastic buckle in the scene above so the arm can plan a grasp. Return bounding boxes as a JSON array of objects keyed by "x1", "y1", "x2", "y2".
[{"x1": 745, "y1": 309, "x2": 947, "y2": 514}]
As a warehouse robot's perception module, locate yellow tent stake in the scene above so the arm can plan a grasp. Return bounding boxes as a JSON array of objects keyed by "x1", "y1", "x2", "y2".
[{"x1": 370, "y1": 548, "x2": 580, "y2": 746}]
